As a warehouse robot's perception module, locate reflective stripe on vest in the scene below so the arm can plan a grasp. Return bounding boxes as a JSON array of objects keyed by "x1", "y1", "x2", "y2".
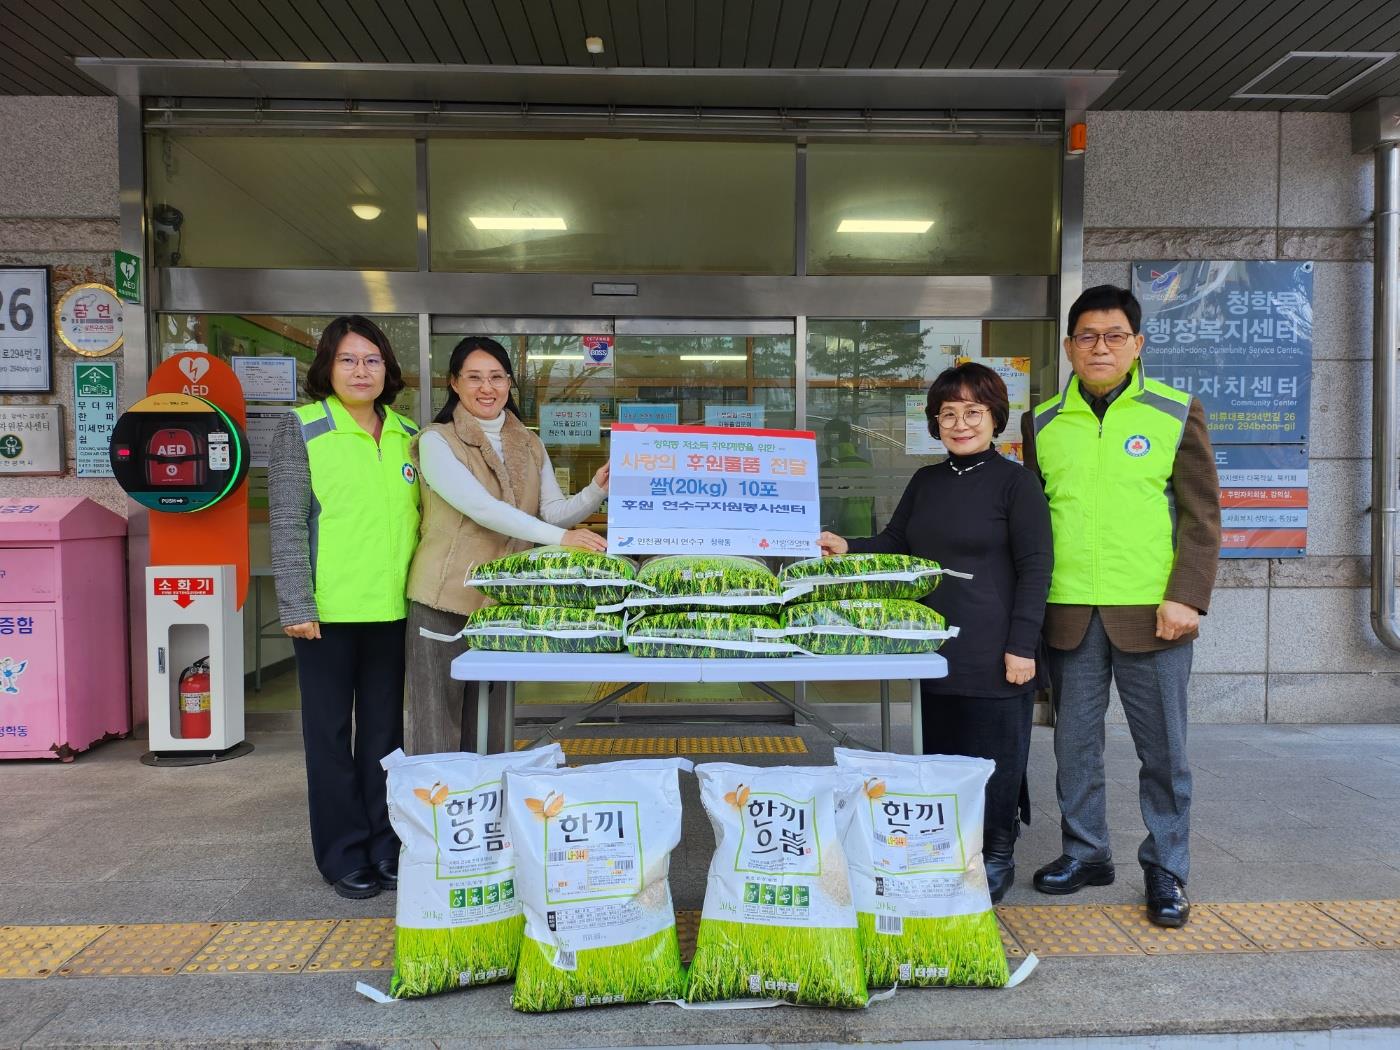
[
  {"x1": 295, "y1": 398, "x2": 420, "y2": 623},
  {"x1": 1033, "y1": 365, "x2": 1190, "y2": 606}
]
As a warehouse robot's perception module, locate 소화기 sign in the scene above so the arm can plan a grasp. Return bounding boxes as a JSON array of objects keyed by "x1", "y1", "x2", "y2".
[
  {"x1": 1134, "y1": 260, "x2": 1312, "y2": 559},
  {"x1": 608, "y1": 422, "x2": 820, "y2": 556}
]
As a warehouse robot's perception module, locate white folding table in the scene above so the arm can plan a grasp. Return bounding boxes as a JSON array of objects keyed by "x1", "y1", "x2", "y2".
[{"x1": 449, "y1": 651, "x2": 947, "y2": 755}]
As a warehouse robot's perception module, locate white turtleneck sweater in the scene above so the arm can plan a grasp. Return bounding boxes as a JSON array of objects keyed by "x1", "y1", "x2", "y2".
[{"x1": 417, "y1": 410, "x2": 605, "y2": 545}]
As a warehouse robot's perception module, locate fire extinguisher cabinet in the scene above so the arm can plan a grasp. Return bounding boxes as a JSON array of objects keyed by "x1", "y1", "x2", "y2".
[
  {"x1": 0, "y1": 497, "x2": 130, "y2": 760},
  {"x1": 143, "y1": 563, "x2": 248, "y2": 764}
]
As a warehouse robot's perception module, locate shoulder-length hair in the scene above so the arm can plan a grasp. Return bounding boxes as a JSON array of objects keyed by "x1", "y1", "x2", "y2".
[
  {"x1": 303, "y1": 315, "x2": 406, "y2": 408},
  {"x1": 925, "y1": 361, "x2": 1011, "y2": 438}
]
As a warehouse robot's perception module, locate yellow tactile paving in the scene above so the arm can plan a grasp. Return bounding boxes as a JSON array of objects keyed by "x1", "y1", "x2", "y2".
[
  {"x1": 675, "y1": 909, "x2": 700, "y2": 963},
  {"x1": 997, "y1": 905, "x2": 1144, "y2": 957},
  {"x1": 676, "y1": 736, "x2": 745, "y2": 754},
  {"x1": 1101, "y1": 905, "x2": 1262, "y2": 955},
  {"x1": 995, "y1": 914, "x2": 1026, "y2": 959},
  {"x1": 741, "y1": 735, "x2": 808, "y2": 754},
  {"x1": 57, "y1": 923, "x2": 222, "y2": 977},
  {"x1": 515, "y1": 735, "x2": 808, "y2": 755},
  {"x1": 305, "y1": 918, "x2": 395, "y2": 973},
  {"x1": 183, "y1": 920, "x2": 337, "y2": 974},
  {"x1": 0, "y1": 924, "x2": 108, "y2": 979},
  {"x1": 1212, "y1": 902, "x2": 1371, "y2": 952},
  {"x1": 1313, "y1": 899, "x2": 1400, "y2": 949}
]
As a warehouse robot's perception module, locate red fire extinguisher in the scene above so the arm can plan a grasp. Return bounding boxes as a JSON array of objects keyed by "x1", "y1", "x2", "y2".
[{"x1": 179, "y1": 657, "x2": 212, "y2": 739}]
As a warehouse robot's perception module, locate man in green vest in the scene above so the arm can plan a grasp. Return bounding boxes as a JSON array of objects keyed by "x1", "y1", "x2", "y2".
[{"x1": 1021, "y1": 285, "x2": 1221, "y2": 928}]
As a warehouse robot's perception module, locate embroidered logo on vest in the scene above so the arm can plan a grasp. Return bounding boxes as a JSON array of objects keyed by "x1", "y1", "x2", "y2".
[
  {"x1": 1124, "y1": 435, "x2": 1151, "y2": 458},
  {"x1": 402, "y1": 463, "x2": 417, "y2": 484}
]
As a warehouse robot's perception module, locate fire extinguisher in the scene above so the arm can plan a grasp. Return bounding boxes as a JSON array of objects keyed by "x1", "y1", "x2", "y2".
[{"x1": 179, "y1": 657, "x2": 212, "y2": 739}]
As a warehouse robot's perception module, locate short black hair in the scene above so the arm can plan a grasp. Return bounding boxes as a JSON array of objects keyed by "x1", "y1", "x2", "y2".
[
  {"x1": 303, "y1": 315, "x2": 406, "y2": 407},
  {"x1": 1068, "y1": 285, "x2": 1142, "y2": 335},
  {"x1": 926, "y1": 361, "x2": 1010, "y2": 438}
]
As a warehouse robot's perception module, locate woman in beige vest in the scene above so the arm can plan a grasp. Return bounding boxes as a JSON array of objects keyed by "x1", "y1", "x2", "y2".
[{"x1": 404, "y1": 337, "x2": 607, "y2": 754}]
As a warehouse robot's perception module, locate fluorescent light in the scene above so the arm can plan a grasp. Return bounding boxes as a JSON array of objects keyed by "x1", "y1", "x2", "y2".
[
  {"x1": 350, "y1": 203, "x2": 382, "y2": 221},
  {"x1": 837, "y1": 219, "x2": 934, "y2": 234},
  {"x1": 680, "y1": 354, "x2": 748, "y2": 361},
  {"x1": 470, "y1": 216, "x2": 567, "y2": 230},
  {"x1": 529, "y1": 354, "x2": 584, "y2": 361}
]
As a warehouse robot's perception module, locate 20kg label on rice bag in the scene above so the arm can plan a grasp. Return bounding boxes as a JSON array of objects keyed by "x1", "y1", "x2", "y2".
[{"x1": 545, "y1": 803, "x2": 642, "y2": 903}]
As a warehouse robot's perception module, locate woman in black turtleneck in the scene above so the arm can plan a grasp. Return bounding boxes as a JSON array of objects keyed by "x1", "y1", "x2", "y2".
[{"x1": 819, "y1": 361, "x2": 1053, "y2": 903}]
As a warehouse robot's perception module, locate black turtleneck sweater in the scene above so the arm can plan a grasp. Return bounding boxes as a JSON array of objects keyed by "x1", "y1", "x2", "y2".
[{"x1": 846, "y1": 447, "x2": 1054, "y2": 698}]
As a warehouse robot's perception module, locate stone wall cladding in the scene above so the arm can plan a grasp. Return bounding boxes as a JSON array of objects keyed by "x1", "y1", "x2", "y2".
[{"x1": 1085, "y1": 110, "x2": 1400, "y2": 722}]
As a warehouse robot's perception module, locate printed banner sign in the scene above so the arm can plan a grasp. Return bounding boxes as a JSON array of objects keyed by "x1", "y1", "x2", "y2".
[
  {"x1": 608, "y1": 422, "x2": 820, "y2": 556},
  {"x1": 73, "y1": 362, "x2": 116, "y2": 477}
]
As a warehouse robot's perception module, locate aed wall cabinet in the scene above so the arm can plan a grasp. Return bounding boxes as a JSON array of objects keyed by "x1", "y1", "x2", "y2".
[
  {"x1": 110, "y1": 392, "x2": 249, "y2": 513},
  {"x1": 0, "y1": 497, "x2": 130, "y2": 760},
  {"x1": 144, "y1": 563, "x2": 247, "y2": 760}
]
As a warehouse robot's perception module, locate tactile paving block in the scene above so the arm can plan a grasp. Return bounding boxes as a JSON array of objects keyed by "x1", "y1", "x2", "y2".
[
  {"x1": 994, "y1": 914, "x2": 1026, "y2": 959},
  {"x1": 183, "y1": 920, "x2": 337, "y2": 974},
  {"x1": 740, "y1": 736, "x2": 808, "y2": 754},
  {"x1": 675, "y1": 909, "x2": 700, "y2": 963},
  {"x1": 57, "y1": 923, "x2": 222, "y2": 977},
  {"x1": 1212, "y1": 902, "x2": 1370, "y2": 952},
  {"x1": 305, "y1": 919, "x2": 395, "y2": 972},
  {"x1": 676, "y1": 736, "x2": 745, "y2": 754},
  {"x1": 1101, "y1": 905, "x2": 1261, "y2": 955},
  {"x1": 1312, "y1": 899, "x2": 1400, "y2": 949},
  {"x1": 0, "y1": 925, "x2": 109, "y2": 979},
  {"x1": 997, "y1": 905, "x2": 1144, "y2": 957}
]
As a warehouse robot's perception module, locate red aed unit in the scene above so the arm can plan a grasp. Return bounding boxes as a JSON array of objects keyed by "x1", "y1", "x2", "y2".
[{"x1": 145, "y1": 428, "x2": 206, "y2": 487}]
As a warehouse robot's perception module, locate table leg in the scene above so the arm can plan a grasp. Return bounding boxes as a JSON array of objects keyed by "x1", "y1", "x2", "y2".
[
  {"x1": 910, "y1": 678, "x2": 923, "y2": 755},
  {"x1": 751, "y1": 682, "x2": 878, "y2": 752},
  {"x1": 879, "y1": 680, "x2": 890, "y2": 751},
  {"x1": 504, "y1": 681, "x2": 516, "y2": 753},
  {"x1": 521, "y1": 683, "x2": 645, "y2": 750},
  {"x1": 477, "y1": 680, "x2": 491, "y2": 754}
]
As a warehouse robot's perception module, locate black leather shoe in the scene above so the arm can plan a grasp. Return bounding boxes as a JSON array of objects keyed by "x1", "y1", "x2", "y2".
[
  {"x1": 1033, "y1": 854, "x2": 1115, "y2": 895},
  {"x1": 1145, "y1": 866, "x2": 1191, "y2": 927},
  {"x1": 983, "y1": 827, "x2": 1017, "y2": 905},
  {"x1": 373, "y1": 857, "x2": 398, "y2": 891},
  {"x1": 332, "y1": 867, "x2": 382, "y2": 900}
]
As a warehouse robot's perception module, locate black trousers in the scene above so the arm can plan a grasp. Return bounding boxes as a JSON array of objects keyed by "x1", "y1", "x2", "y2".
[
  {"x1": 921, "y1": 685, "x2": 1035, "y2": 834},
  {"x1": 293, "y1": 620, "x2": 406, "y2": 882}
]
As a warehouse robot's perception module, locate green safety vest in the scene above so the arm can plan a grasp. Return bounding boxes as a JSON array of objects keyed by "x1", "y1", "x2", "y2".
[
  {"x1": 296, "y1": 397, "x2": 421, "y2": 622},
  {"x1": 1031, "y1": 364, "x2": 1191, "y2": 606}
]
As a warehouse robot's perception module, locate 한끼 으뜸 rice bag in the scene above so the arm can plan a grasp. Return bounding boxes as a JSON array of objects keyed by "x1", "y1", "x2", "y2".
[
  {"x1": 687, "y1": 763, "x2": 869, "y2": 1008},
  {"x1": 380, "y1": 744, "x2": 565, "y2": 999},
  {"x1": 624, "y1": 611, "x2": 799, "y2": 659},
  {"x1": 833, "y1": 748, "x2": 1009, "y2": 988},
  {"x1": 781, "y1": 553, "x2": 965, "y2": 603},
  {"x1": 616, "y1": 554, "x2": 782, "y2": 613},
  {"x1": 468, "y1": 546, "x2": 641, "y2": 607},
  {"x1": 460, "y1": 605, "x2": 625, "y2": 654},
  {"x1": 506, "y1": 758, "x2": 691, "y2": 1012},
  {"x1": 760, "y1": 598, "x2": 959, "y2": 656}
]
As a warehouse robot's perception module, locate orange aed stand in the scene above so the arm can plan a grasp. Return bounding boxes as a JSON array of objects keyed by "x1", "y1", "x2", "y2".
[{"x1": 145, "y1": 352, "x2": 250, "y2": 609}]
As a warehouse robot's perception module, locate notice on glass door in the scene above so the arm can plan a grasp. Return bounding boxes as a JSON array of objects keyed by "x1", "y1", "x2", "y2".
[{"x1": 541, "y1": 403, "x2": 601, "y2": 445}]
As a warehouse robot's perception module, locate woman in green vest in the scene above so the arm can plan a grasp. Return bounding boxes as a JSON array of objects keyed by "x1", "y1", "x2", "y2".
[{"x1": 269, "y1": 315, "x2": 421, "y2": 900}]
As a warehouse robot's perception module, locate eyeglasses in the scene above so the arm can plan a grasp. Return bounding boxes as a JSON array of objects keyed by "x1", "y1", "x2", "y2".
[
  {"x1": 334, "y1": 354, "x2": 385, "y2": 371},
  {"x1": 461, "y1": 372, "x2": 511, "y2": 387},
  {"x1": 1071, "y1": 331, "x2": 1134, "y2": 350},
  {"x1": 936, "y1": 407, "x2": 987, "y2": 428}
]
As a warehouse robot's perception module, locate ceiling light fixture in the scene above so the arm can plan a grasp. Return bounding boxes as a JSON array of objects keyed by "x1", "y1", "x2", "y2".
[
  {"x1": 585, "y1": 35, "x2": 605, "y2": 54},
  {"x1": 679, "y1": 354, "x2": 748, "y2": 361},
  {"x1": 837, "y1": 219, "x2": 934, "y2": 234},
  {"x1": 350, "y1": 203, "x2": 382, "y2": 221},
  {"x1": 470, "y1": 216, "x2": 567, "y2": 230}
]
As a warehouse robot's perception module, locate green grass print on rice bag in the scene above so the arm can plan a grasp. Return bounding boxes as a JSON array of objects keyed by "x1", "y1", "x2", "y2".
[
  {"x1": 468, "y1": 546, "x2": 641, "y2": 607},
  {"x1": 780, "y1": 553, "x2": 962, "y2": 603},
  {"x1": 624, "y1": 610, "x2": 800, "y2": 659},
  {"x1": 761, "y1": 599, "x2": 959, "y2": 656},
  {"x1": 619, "y1": 554, "x2": 783, "y2": 615},
  {"x1": 380, "y1": 744, "x2": 565, "y2": 1000},
  {"x1": 461, "y1": 605, "x2": 625, "y2": 654},
  {"x1": 507, "y1": 758, "x2": 691, "y2": 1012},
  {"x1": 688, "y1": 763, "x2": 869, "y2": 1008},
  {"x1": 833, "y1": 748, "x2": 1010, "y2": 989}
]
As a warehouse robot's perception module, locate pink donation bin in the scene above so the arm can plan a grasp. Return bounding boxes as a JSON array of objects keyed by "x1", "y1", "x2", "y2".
[{"x1": 0, "y1": 498, "x2": 130, "y2": 760}]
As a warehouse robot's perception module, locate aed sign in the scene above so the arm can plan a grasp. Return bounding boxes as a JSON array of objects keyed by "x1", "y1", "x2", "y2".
[{"x1": 109, "y1": 392, "x2": 249, "y2": 512}]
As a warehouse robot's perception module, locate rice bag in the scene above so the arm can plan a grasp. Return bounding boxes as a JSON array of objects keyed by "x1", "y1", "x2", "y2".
[
  {"x1": 687, "y1": 763, "x2": 869, "y2": 1008},
  {"x1": 834, "y1": 748, "x2": 1009, "y2": 989},
  {"x1": 507, "y1": 758, "x2": 691, "y2": 1012},
  {"x1": 625, "y1": 611, "x2": 800, "y2": 659},
  {"x1": 758, "y1": 598, "x2": 958, "y2": 655},
  {"x1": 469, "y1": 546, "x2": 641, "y2": 607},
  {"x1": 612, "y1": 555, "x2": 782, "y2": 614},
  {"x1": 460, "y1": 605, "x2": 625, "y2": 654},
  {"x1": 380, "y1": 744, "x2": 565, "y2": 999},
  {"x1": 781, "y1": 553, "x2": 966, "y2": 603}
]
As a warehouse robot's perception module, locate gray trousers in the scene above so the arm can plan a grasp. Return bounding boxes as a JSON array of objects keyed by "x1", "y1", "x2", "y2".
[
  {"x1": 404, "y1": 601, "x2": 506, "y2": 755},
  {"x1": 1049, "y1": 610, "x2": 1194, "y2": 883}
]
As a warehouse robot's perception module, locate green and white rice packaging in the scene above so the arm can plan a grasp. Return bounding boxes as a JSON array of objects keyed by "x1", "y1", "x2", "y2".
[
  {"x1": 611, "y1": 554, "x2": 783, "y2": 614},
  {"x1": 625, "y1": 611, "x2": 800, "y2": 659},
  {"x1": 781, "y1": 553, "x2": 967, "y2": 603},
  {"x1": 469, "y1": 545, "x2": 641, "y2": 607},
  {"x1": 379, "y1": 744, "x2": 565, "y2": 1000},
  {"x1": 760, "y1": 598, "x2": 959, "y2": 656},
  {"x1": 833, "y1": 748, "x2": 1015, "y2": 989},
  {"x1": 506, "y1": 758, "x2": 691, "y2": 1012},
  {"x1": 459, "y1": 605, "x2": 625, "y2": 654},
  {"x1": 687, "y1": 763, "x2": 870, "y2": 1008}
]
